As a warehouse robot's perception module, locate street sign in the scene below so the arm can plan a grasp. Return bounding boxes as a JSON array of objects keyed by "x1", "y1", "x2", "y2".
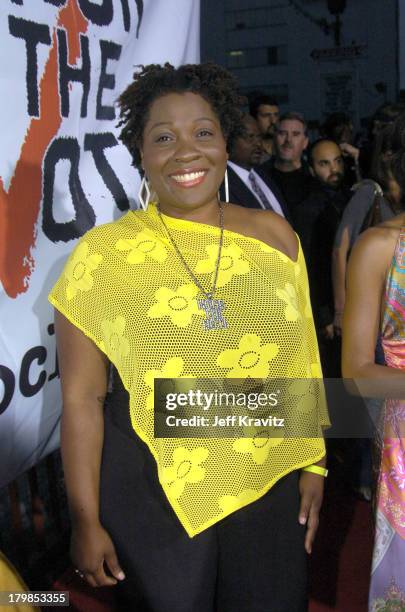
[
  {"x1": 311, "y1": 45, "x2": 366, "y2": 61},
  {"x1": 320, "y1": 72, "x2": 356, "y2": 117}
]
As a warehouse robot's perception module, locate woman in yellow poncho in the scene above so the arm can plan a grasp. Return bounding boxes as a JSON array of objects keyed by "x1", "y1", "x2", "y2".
[
  {"x1": 0, "y1": 552, "x2": 35, "y2": 612},
  {"x1": 49, "y1": 63, "x2": 327, "y2": 611}
]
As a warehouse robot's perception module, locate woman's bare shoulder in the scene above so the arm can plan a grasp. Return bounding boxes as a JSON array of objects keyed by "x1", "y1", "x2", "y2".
[
  {"x1": 377, "y1": 211, "x2": 405, "y2": 232},
  {"x1": 225, "y1": 204, "x2": 297, "y2": 260},
  {"x1": 354, "y1": 217, "x2": 404, "y2": 253},
  {"x1": 257, "y1": 210, "x2": 298, "y2": 259},
  {"x1": 349, "y1": 221, "x2": 403, "y2": 278}
]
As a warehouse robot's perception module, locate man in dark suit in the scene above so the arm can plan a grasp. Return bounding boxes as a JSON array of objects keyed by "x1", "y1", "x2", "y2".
[
  {"x1": 220, "y1": 114, "x2": 291, "y2": 222},
  {"x1": 260, "y1": 112, "x2": 313, "y2": 218},
  {"x1": 294, "y1": 139, "x2": 351, "y2": 378},
  {"x1": 249, "y1": 93, "x2": 279, "y2": 162}
]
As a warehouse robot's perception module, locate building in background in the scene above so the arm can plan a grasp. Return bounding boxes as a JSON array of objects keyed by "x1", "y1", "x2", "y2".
[
  {"x1": 201, "y1": 0, "x2": 399, "y2": 132},
  {"x1": 400, "y1": 0, "x2": 405, "y2": 97}
]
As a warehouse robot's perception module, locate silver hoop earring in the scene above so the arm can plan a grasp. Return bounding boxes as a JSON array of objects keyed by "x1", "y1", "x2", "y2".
[
  {"x1": 219, "y1": 168, "x2": 229, "y2": 203},
  {"x1": 224, "y1": 168, "x2": 229, "y2": 203},
  {"x1": 138, "y1": 176, "x2": 151, "y2": 211}
]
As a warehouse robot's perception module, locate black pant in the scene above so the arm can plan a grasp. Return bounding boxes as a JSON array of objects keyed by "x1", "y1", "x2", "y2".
[{"x1": 100, "y1": 385, "x2": 308, "y2": 612}]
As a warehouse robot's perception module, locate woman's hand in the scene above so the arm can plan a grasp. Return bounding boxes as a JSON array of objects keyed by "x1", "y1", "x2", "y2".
[
  {"x1": 298, "y1": 471, "x2": 324, "y2": 554},
  {"x1": 71, "y1": 522, "x2": 126, "y2": 587}
]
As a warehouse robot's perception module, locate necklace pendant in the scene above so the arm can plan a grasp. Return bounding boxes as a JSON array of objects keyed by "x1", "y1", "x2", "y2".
[{"x1": 197, "y1": 297, "x2": 228, "y2": 331}]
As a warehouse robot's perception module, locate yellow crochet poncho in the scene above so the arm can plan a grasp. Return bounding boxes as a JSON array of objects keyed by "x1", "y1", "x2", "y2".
[{"x1": 49, "y1": 203, "x2": 328, "y2": 537}]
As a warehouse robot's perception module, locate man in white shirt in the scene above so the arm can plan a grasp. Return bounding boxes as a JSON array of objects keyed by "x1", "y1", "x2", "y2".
[{"x1": 221, "y1": 114, "x2": 290, "y2": 221}]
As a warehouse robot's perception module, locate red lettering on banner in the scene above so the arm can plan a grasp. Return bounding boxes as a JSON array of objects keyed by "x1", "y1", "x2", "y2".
[{"x1": 0, "y1": 1, "x2": 88, "y2": 298}]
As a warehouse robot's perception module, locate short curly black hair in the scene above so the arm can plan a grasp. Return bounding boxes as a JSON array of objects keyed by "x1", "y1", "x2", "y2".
[{"x1": 117, "y1": 62, "x2": 246, "y2": 170}]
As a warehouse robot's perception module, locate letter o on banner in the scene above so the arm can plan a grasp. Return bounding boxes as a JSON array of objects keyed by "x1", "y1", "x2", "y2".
[{"x1": 0, "y1": 366, "x2": 15, "y2": 416}]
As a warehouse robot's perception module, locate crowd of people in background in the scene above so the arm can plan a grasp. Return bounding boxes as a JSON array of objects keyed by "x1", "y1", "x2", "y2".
[
  {"x1": 224, "y1": 96, "x2": 405, "y2": 358},
  {"x1": 229, "y1": 93, "x2": 405, "y2": 610},
  {"x1": 225, "y1": 96, "x2": 405, "y2": 373}
]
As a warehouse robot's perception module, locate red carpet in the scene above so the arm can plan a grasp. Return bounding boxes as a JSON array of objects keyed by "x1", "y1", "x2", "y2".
[{"x1": 309, "y1": 473, "x2": 373, "y2": 612}]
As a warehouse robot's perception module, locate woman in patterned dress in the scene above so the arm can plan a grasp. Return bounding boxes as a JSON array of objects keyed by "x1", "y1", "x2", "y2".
[
  {"x1": 50, "y1": 63, "x2": 327, "y2": 611},
  {"x1": 342, "y1": 117, "x2": 405, "y2": 609}
]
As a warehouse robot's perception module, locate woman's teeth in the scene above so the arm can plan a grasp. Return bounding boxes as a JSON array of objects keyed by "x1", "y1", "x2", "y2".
[{"x1": 171, "y1": 171, "x2": 205, "y2": 183}]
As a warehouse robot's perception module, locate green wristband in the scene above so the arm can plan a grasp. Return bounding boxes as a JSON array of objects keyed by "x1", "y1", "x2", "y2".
[{"x1": 302, "y1": 465, "x2": 328, "y2": 477}]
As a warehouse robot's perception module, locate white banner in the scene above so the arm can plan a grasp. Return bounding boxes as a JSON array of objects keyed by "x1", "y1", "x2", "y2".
[{"x1": 0, "y1": 0, "x2": 200, "y2": 487}]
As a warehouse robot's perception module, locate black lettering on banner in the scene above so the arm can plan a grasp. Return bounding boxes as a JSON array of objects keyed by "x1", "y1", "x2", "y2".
[
  {"x1": 44, "y1": 0, "x2": 68, "y2": 5},
  {"x1": 8, "y1": 16, "x2": 51, "y2": 117},
  {"x1": 116, "y1": 0, "x2": 145, "y2": 36},
  {"x1": 57, "y1": 29, "x2": 90, "y2": 118},
  {"x1": 77, "y1": 0, "x2": 113, "y2": 26},
  {"x1": 19, "y1": 347, "x2": 47, "y2": 398},
  {"x1": 77, "y1": 0, "x2": 144, "y2": 35},
  {"x1": 11, "y1": 0, "x2": 24, "y2": 5},
  {"x1": 84, "y1": 133, "x2": 130, "y2": 211},
  {"x1": 120, "y1": 0, "x2": 130, "y2": 32},
  {"x1": 134, "y1": 0, "x2": 144, "y2": 38},
  {"x1": 42, "y1": 137, "x2": 96, "y2": 242},
  {"x1": 0, "y1": 366, "x2": 15, "y2": 416},
  {"x1": 96, "y1": 40, "x2": 121, "y2": 120},
  {"x1": 47, "y1": 324, "x2": 59, "y2": 381},
  {"x1": 0, "y1": 324, "x2": 62, "y2": 415}
]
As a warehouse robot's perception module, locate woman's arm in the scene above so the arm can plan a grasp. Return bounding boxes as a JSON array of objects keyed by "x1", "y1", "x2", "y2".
[
  {"x1": 252, "y1": 211, "x2": 327, "y2": 553},
  {"x1": 339, "y1": 143, "x2": 362, "y2": 182},
  {"x1": 342, "y1": 227, "x2": 405, "y2": 395},
  {"x1": 298, "y1": 455, "x2": 326, "y2": 554},
  {"x1": 55, "y1": 310, "x2": 125, "y2": 587}
]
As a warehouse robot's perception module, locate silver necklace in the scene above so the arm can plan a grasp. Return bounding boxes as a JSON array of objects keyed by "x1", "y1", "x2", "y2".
[{"x1": 157, "y1": 203, "x2": 228, "y2": 331}]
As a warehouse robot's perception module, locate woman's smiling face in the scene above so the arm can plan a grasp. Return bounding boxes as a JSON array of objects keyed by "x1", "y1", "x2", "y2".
[{"x1": 140, "y1": 92, "x2": 228, "y2": 212}]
